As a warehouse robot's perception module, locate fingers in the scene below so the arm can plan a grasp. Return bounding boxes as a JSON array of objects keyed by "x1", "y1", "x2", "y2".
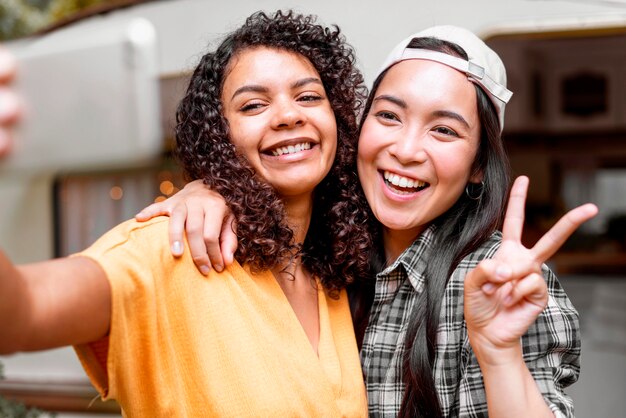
[
  {"x1": 202, "y1": 207, "x2": 226, "y2": 273},
  {"x1": 135, "y1": 201, "x2": 173, "y2": 222},
  {"x1": 501, "y1": 176, "x2": 529, "y2": 242},
  {"x1": 220, "y1": 214, "x2": 238, "y2": 266},
  {"x1": 168, "y1": 205, "x2": 188, "y2": 257},
  {"x1": 465, "y1": 258, "x2": 513, "y2": 294},
  {"x1": 0, "y1": 46, "x2": 17, "y2": 83},
  {"x1": 502, "y1": 273, "x2": 548, "y2": 309},
  {"x1": 185, "y1": 204, "x2": 213, "y2": 275},
  {"x1": 467, "y1": 259, "x2": 548, "y2": 311},
  {"x1": 532, "y1": 203, "x2": 598, "y2": 262},
  {"x1": 0, "y1": 87, "x2": 21, "y2": 123},
  {"x1": 135, "y1": 179, "x2": 208, "y2": 221},
  {"x1": 0, "y1": 47, "x2": 20, "y2": 158}
]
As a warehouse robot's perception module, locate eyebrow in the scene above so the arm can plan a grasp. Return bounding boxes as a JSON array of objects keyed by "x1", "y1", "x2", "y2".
[
  {"x1": 374, "y1": 94, "x2": 471, "y2": 129},
  {"x1": 432, "y1": 110, "x2": 470, "y2": 129},
  {"x1": 374, "y1": 94, "x2": 407, "y2": 109},
  {"x1": 230, "y1": 77, "x2": 323, "y2": 100}
]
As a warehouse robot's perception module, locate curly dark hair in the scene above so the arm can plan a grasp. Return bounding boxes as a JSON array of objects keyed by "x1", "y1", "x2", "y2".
[{"x1": 175, "y1": 10, "x2": 373, "y2": 293}]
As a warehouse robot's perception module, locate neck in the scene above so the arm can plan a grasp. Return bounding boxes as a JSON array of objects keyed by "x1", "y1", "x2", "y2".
[
  {"x1": 382, "y1": 226, "x2": 424, "y2": 265},
  {"x1": 272, "y1": 193, "x2": 314, "y2": 283},
  {"x1": 281, "y1": 193, "x2": 314, "y2": 245}
]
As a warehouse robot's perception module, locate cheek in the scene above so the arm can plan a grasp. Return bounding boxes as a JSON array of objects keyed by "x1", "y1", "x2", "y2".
[
  {"x1": 357, "y1": 123, "x2": 380, "y2": 168},
  {"x1": 323, "y1": 115, "x2": 338, "y2": 156},
  {"x1": 432, "y1": 147, "x2": 477, "y2": 186},
  {"x1": 227, "y1": 115, "x2": 258, "y2": 151},
  {"x1": 356, "y1": 143, "x2": 373, "y2": 181}
]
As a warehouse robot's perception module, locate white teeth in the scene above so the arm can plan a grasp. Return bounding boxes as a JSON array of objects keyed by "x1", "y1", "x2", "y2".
[
  {"x1": 271, "y1": 142, "x2": 311, "y2": 156},
  {"x1": 383, "y1": 170, "x2": 425, "y2": 189}
]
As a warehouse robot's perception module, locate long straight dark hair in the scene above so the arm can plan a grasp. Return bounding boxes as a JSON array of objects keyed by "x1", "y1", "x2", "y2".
[{"x1": 352, "y1": 37, "x2": 511, "y2": 417}]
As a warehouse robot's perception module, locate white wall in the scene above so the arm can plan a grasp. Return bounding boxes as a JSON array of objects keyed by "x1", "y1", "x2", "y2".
[{"x1": 108, "y1": 0, "x2": 625, "y2": 83}]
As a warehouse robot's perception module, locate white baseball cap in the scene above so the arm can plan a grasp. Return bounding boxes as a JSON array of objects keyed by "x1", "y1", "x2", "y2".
[{"x1": 377, "y1": 25, "x2": 513, "y2": 131}]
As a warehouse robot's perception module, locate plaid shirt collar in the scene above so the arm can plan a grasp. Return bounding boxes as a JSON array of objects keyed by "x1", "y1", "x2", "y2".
[
  {"x1": 361, "y1": 225, "x2": 436, "y2": 416},
  {"x1": 377, "y1": 224, "x2": 436, "y2": 294}
]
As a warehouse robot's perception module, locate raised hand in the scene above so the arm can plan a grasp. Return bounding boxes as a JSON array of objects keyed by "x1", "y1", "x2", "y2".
[
  {"x1": 464, "y1": 176, "x2": 598, "y2": 363},
  {"x1": 0, "y1": 46, "x2": 21, "y2": 157},
  {"x1": 135, "y1": 179, "x2": 238, "y2": 274}
]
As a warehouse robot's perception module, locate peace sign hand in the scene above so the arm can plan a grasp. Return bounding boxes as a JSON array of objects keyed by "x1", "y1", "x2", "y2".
[{"x1": 464, "y1": 176, "x2": 598, "y2": 364}]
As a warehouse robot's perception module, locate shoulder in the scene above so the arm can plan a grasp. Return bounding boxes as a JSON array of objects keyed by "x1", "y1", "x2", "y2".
[
  {"x1": 82, "y1": 217, "x2": 170, "y2": 256},
  {"x1": 454, "y1": 231, "x2": 502, "y2": 271},
  {"x1": 76, "y1": 217, "x2": 172, "y2": 274}
]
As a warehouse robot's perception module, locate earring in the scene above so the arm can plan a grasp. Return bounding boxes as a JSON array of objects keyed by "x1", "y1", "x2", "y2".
[{"x1": 465, "y1": 181, "x2": 485, "y2": 200}]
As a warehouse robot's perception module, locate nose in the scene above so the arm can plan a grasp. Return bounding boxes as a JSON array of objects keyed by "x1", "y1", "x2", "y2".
[
  {"x1": 389, "y1": 129, "x2": 427, "y2": 165},
  {"x1": 272, "y1": 98, "x2": 306, "y2": 129}
]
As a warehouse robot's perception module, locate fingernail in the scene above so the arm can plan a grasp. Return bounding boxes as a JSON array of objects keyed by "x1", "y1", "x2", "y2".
[
  {"x1": 503, "y1": 294, "x2": 513, "y2": 305},
  {"x1": 495, "y1": 265, "x2": 512, "y2": 279},
  {"x1": 171, "y1": 241, "x2": 183, "y2": 256},
  {"x1": 199, "y1": 265, "x2": 211, "y2": 275},
  {"x1": 481, "y1": 283, "x2": 496, "y2": 293},
  {"x1": 214, "y1": 264, "x2": 223, "y2": 272}
]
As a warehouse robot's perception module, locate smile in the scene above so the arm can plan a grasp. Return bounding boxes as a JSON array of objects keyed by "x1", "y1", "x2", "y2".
[
  {"x1": 383, "y1": 170, "x2": 429, "y2": 195},
  {"x1": 270, "y1": 142, "x2": 312, "y2": 156}
]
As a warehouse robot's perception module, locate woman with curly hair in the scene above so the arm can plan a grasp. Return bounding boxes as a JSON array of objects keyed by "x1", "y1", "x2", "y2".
[{"x1": 0, "y1": 10, "x2": 371, "y2": 416}]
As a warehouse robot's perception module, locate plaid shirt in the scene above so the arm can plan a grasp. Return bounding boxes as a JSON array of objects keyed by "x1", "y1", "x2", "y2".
[{"x1": 361, "y1": 225, "x2": 580, "y2": 417}]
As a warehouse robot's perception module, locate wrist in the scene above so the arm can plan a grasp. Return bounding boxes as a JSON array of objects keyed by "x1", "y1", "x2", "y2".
[{"x1": 468, "y1": 331, "x2": 524, "y2": 368}]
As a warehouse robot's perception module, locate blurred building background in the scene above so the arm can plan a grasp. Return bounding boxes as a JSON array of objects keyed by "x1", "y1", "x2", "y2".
[{"x1": 0, "y1": 0, "x2": 625, "y2": 416}]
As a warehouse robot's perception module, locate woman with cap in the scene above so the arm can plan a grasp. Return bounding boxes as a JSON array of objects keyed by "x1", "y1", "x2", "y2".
[
  {"x1": 353, "y1": 26, "x2": 596, "y2": 418},
  {"x1": 141, "y1": 24, "x2": 596, "y2": 417}
]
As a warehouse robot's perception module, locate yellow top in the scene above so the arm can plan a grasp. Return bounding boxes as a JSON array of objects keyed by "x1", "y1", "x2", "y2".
[{"x1": 74, "y1": 218, "x2": 367, "y2": 417}]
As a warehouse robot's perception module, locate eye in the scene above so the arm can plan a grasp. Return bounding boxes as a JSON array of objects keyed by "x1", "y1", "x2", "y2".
[
  {"x1": 239, "y1": 100, "x2": 266, "y2": 112},
  {"x1": 432, "y1": 126, "x2": 459, "y2": 137},
  {"x1": 297, "y1": 93, "x2": 324, "y2": 103},
  {"x1": 374, "y1": 111, "x2": 400, "y2": 123}
]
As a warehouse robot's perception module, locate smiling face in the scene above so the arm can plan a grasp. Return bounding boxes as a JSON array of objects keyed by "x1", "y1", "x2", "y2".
[
  {"x1": 220, "y1": 47, "x2": 337, "y2": 200},
  {"x1": 357, "y1": 59, "x2": 483, "y2": 256}
]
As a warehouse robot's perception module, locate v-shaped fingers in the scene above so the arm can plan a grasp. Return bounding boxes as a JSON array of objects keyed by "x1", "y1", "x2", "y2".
[
  {"x1": 502, "y1": 176, "x2": 529, "y2": 243},
  {"x1": 531, "y1": 203, "x2": 598, "y2": 263}
]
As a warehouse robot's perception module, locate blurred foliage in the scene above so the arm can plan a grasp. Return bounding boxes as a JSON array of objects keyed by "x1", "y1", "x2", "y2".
[
  {"x1": 0, "y1": 0, "x2": 112, "y2": 41},
  {"x1": 0, "y1": 361, "x2": 56, "y2": 418}
]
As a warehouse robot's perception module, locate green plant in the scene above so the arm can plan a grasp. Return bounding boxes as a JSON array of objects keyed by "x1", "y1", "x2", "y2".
[
  {"x1": 0, "y1": 361, "x2": 56, "y2": 418},
  {"x1": 0, "y1": 0, "x2": 112, "y2": 41}
]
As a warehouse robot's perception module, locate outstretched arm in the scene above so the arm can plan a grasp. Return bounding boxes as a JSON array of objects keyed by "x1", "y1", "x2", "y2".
[
  {"x1": 0, "y1": 46, "x2": 21, "y2": 157},
  {"x1": 464, "y1": 176, "x2": 598, "y2": 418},
  {"x1": 0, "y1": 251, "x2": 111, "y2": 355},
  {"x1": 136, "y1": 179, "x2": 238, "y2": 274}
]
